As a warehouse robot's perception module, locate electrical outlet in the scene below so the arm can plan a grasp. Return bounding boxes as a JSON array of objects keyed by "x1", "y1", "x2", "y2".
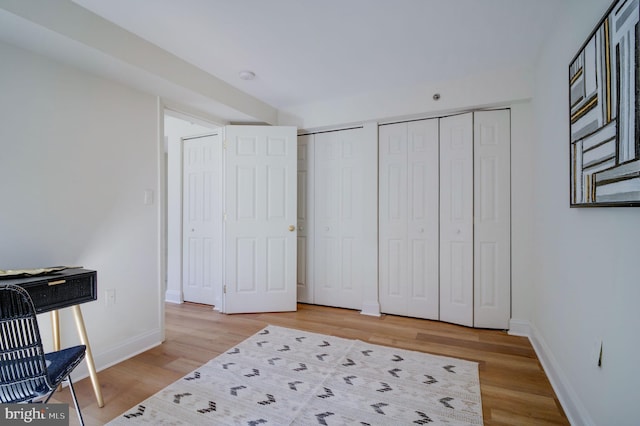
[{"x1": 105, "y1": 289, "x2": 116, "y2": 307}]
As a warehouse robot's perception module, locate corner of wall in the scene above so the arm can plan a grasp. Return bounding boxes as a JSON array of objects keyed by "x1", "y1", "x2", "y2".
[
  {"x1": 71, "y1": 328, "x2": 163, "y2": 382},
  {"x1": 277, "y1": 109, "x2": 304, "y2": 128},
  {"x1": 165, "y1": 289, "x2": 183, "y2": 304},
  {"x1": 509, "y1": 318, "x2": 596, "y2": 426},
  {"x1": 507, "y1": 318, "x2": 531, "y2": 337}
]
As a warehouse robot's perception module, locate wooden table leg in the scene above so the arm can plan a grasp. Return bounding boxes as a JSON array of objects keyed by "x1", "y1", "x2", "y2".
[
  {"x1": 50, "y1": 311, "x2": 62, "y2": 392},
  {"x1": 50, "y1": 310, "x2": 61, "y2": 351},
  {"x1": 71, "y1": 305, "x2": 105, "y2": 408}
]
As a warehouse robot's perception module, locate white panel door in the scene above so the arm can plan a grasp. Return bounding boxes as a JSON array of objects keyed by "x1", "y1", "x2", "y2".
[
  {"x1": 314, "y1": 128, "x2": 365, "y2": 309},
  {"x1": 296, "y1": 134, "x2": 314, "y2": 304},
  {"x1": 223, "y1": 125, "x2": 297, "y2": 313},
  {"x1": 378, "y1": 119, "x2": 439, "y2": 319},
  {"x1": 379, "y1": 123, "x2": 409, "y2": 315},
  {"x1": 440, "y1": 113, "x2": 474, "y2": 327},
  {"x1": 182, "y1": 134, "x2": 222, "y2": 305},
  {"x1": 474, "y1": 110, "x2": 511, "y2": 328},
  {"x1": 406, "y1": 119, "x2": 440, "y2": 318}
]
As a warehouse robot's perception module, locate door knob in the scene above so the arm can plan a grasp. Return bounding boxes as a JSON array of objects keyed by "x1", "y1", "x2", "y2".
[{"x1": 289, "y1": 225, "x2": 296, "y2": 232}]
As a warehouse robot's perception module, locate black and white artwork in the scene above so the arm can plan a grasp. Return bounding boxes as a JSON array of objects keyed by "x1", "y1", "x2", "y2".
[{"x1": 569, "y1": 0, "x2": 640, "y2": 206}]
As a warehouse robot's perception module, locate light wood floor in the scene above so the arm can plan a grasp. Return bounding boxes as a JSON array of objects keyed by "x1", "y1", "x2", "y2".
[{"x1": 52, "y1": 302, "x2": 569, "y2": 425}]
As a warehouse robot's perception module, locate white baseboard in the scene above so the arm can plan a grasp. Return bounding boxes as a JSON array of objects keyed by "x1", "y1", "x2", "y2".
[
  {"x1": 70, "y1": 328, "x2": 163, "y2": 382},
  {"x1": 509, "y1": 318, "x2": 594, "y2": 426},
  {"x1": 507, "y1": 318, "x2": 531, "y2": 337},
  {"x1": 165, "y1": 289, "x2": 182, "y2": 304},
  {"x1": 360, "y1": 300, "x2": 381, "y2": 317}
]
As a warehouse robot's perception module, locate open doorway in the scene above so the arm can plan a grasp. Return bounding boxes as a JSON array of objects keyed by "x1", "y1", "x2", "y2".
[{"x1": 163, "y1": 111, "x2": 219, "y2": 307}]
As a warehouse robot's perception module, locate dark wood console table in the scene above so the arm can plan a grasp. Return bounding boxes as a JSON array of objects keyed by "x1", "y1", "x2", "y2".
[{"x1": 1, "y1": 268, "x2": 104, "y2": 407}]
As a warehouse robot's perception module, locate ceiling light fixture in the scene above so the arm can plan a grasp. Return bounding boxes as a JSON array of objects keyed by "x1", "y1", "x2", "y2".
[{"x1": 239, "y1": 70, "x2": 256, "y2": 80}]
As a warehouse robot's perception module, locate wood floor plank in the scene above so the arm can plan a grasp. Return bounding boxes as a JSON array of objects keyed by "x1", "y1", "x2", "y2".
[{"x1": 51, "y1": 302, "x2": 569, "y2": 425}]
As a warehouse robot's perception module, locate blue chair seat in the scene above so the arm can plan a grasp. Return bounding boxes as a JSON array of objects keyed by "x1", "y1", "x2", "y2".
[{"x1": 45, "y1": 345, "x2": 86, "y2": 389}]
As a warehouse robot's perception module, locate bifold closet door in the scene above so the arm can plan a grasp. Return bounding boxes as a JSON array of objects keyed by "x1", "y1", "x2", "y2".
[
  {"x1": 296, "y1": 134, "x2": 313, "y2": 304},
  {"x1": 314, "y1": 128, "x2": 366, "y2": 310},
  {"x1": 439, "y1": 110, "x2": 511, "y2": 328},
  {"x1": 439, "y1": 113, "x2": 474, "y2": 327},
  {"x1": 474, "y1": 110, "x2": 511, "y2": 329},
  {"x1": 379, "y1": 119, "x2": 439, "y2": 320}
]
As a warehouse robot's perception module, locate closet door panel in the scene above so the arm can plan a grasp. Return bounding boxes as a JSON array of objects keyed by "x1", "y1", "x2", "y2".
[
  {"x1": 314, "y1": 129, "x2": 365, "y2": 310},
  {"x1": 297, "y1": 135, "x2": 314, "y2": 303},
  {"x1": 337, "y1": 130, "x2": 364, "y2": 308},
  {"x1": 406, "y1": 120, "x2": 439, "y2": 319},
  {"x1": 474, "y1": 110, "x2": 511, "y2": 328},
  {"x1": 440, "y1": 113, "x2": 473, "y2": 327},
  {"x1": 315, "y1": 136, "x2": 340, "y2": 299},
  {"x1": 379, "y1": 120, "x2": 439, "y2": 320},
  {"x1": 378, "y1": 123, "x2": 408, "y2": 315}
]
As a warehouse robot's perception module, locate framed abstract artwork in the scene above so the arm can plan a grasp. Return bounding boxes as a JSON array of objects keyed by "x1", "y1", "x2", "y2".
[{"x1": 569, "y1": 0, "x2": 640, "y2": 207}]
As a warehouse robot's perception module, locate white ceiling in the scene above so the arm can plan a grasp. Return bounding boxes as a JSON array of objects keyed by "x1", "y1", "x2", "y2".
[{"x1": 1, "y1": 0, "x2": 567, "y2": 123}]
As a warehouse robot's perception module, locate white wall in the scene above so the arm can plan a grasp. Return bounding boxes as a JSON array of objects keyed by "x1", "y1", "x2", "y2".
[
  {"x1": 0, "y1": 41, "x2": 162, "y2": 377},
  {"x1": 531, "y1": 0, "x2": 640, "y2": 424},
  {"x1": 510, "y1": 102, "x2": 536, "y2": 323}
]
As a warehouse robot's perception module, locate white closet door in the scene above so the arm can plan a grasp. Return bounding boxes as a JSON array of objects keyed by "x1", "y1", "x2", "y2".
[
  {"x1": 440, "y1": 113, "x2": 474, "y2": 327},
  {"x1": 407, "y1": 119, "x2": 439, "y2": 318},
  {"x1": 379, "y1": 123, "x2": 409, "y2": 315},
  {"x1": 297, "y1": 134, "x2": 314, "y2": 304},
  {"x1": 314, "y1": 128, "x2": 365, "y2": 309},
  {"x1": 379, "y1": 120, "x2": 439, "y2": 319},
  {"x1": 182, "y1": 134, "x2": 222, "y2": 306},
  {"x1": 474, "y1": 110, "x2": 511, "y2": 328}
]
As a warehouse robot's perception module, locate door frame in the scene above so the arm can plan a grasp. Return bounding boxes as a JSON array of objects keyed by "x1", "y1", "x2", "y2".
[{"x1": 162, "y1": 107, "x2": 222, "y2": 313}]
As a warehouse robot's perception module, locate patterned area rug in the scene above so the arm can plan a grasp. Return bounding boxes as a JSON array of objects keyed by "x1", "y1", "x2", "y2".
[{"x1": 108, "y1": 325, "x2": 483, "y2": 425}]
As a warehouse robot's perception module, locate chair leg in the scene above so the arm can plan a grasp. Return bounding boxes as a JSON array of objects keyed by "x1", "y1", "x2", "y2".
[{"x1": 67, "y1": 377, "x2": 85, "y2": 426}]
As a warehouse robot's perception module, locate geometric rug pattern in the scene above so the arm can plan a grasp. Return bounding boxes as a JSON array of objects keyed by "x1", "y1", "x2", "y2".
[{"x1": 107, "y1": 325, "x2": 483, "y2": 425}]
